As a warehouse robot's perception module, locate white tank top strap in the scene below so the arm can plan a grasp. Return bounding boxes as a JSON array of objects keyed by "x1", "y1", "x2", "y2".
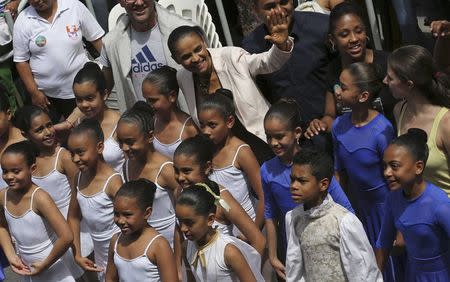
[
  {"x1": 143, "y1": 234, "x2": 163, "y2": 257},
  {"x1": 103, "y1": 173, "x2": 121, "y2": 193},
  {"x1": 231, "y1": 144, "x2": 250, "y2": 167},
  {"x1": 155, "y1": 161, "x2": 173, "y2": 184},
  {"x1": 30, "y1": 187, "x2": 41, "y2": 211},
  {"x1": 54, "y1": 147, "x2": 64, "y2": 171},
  {"x1": 76, "y1": 172, "x2": 82, "y2": 191},
  {"x1": 124, "y1": 160, "x2": 130, "y2": 182},
  {"x1": 109, "y1": 124, "x2": 118, "y2": 139},
  {"x1": 178, "y1": 117, "x2": 192, "y2": 139},
  {"x1": 114, "y1": 233, "x2": 122, "y2": 252},
  {"x1": 3, "y1": 188, "x2": 8, "y2": 207}
]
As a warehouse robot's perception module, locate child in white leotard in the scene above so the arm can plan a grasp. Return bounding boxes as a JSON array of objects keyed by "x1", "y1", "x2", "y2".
[
  {"x1": 198, "y1": 93, "x2": 265, "y2": 230},
  {"x1": 142, "y1": 66, "x2": 198, "y2": 160},
  {"x1": 72, "y1": 62, "x2": 125, "y2": 174},
  {"x1": 0, "y1": 141, "x2": 74, "y2": 281},
  {"x1": 176, "y1": 183, "x2": 264, "y2": 281},
  {"x1": 173, "y1": 135, "x2": 265, "y2": 256},
  {"x1": 67, "y1": 119, "x2": 122, "y2": 281},
  {"x1": 105, "y1": 179, "x2": 177, "y2": 281},
  {"x1": 117, "y1": 102, "x2": 180, "y2": 248},
  {"x1": 14, "y1": 105, "x2": 86, "y2": 279}
]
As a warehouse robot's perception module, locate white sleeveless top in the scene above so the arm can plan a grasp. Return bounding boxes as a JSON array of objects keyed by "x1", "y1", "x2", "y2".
[
  {"x1": 32, "y1": 148, "x2": 72, "y2": 218},
  {"x1": 209, "y1": 144, "x2": 256, "y2": 222},
  {"x1": 124, "y1": 161, "x2": 176, "y2": 248},
  {"x1": 153, "y1": 117, "x2": 191, "y2": 159},
  {"x1": 186, "y1": 231, "x2": 264, "y2": 282},
  {"x1": 4, "y1": 188, "x2": 75, "y2": 282},
  {"x1": 114, "y1": 233, "x2": 163, "y2": 282},
  {"x1": 76, "y1": 173, "x2": 120, "y2": 242},
  {"x1": 103, "y1": 124, "x2": 126, "y2": 174}
]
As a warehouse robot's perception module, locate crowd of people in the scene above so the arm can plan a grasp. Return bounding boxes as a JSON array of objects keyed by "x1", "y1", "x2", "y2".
[{"x1": 0, "y1": 0, "x2": 448, "y2": 281}]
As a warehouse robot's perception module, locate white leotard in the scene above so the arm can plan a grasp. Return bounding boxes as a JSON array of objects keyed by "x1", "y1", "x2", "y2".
[
  {"x1": 77, "y1": 173, "x2": 120, "y2": 280},
  {"x1": 186, "y1": 231, "x2": 264, "y2": 282},
  {"x1": 209, "y1": 144, "x2": 256, "y2": 221},
  {"x1": 32, "y1": 148, "x2": 71, "y2": 217},
  {"x1": 114, "y1": 234, "x2": 163, "y2": 282},
  {"x1": 4, "y1": 188, "x2": 75, "y2": 282},
  {"x1": 103, "y1": 124, "x2": 125, "y2": 175},
  {"x1": 31, "y1": 148, "x2": 84, "y2": 278},
  {"x1": 124, "y1": 161, "x2": 176, "y2": 248},
  {"x1": 153, "y1": 117, "x2": 191, "y2": 159}
]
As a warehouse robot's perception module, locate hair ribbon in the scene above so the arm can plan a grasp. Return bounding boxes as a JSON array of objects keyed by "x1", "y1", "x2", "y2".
[{"x1": 196, "y1": 183, "x2": 231, "y2": 212}]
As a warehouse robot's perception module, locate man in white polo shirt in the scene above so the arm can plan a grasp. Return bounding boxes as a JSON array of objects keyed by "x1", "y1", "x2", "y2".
[
  {"x1": 99, "y1": 0, "x2": 193, "y2": 113},
  {"x1": 14, "y1": 0, "x2": 104, "y2": 122}
]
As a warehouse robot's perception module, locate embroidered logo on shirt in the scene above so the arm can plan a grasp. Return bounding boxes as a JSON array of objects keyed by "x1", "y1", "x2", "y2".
[
  {"x1": 66, "y1": 24, "x2": 79, "y2": 40},
  {"x1": 132, "y1": 45, "x2": 163, "y2": 73},
  {"x1": 35, "y1": 35, "x2": 47, "y2": 47}
]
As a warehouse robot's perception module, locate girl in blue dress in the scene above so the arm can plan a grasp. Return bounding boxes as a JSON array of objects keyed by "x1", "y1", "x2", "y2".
[
  {"x1": 262, "y1": 98, "x2": 353, "y2": 280},
  {"x1": 331, "y1": 62, "x2": 400, "y2": 281},
  {"x1": 376, "y1": 128, "x2": 450, "y2": 281}
]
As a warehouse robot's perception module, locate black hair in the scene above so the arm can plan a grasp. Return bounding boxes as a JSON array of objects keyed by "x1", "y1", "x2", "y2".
[
  {"x1": 118, "y1": 101, "x2": 155, "y2": 134},
  {"x1": 13, "y1": 105, "x2": 48, "y2": 133},
  {"x1": 70, "y1": 118, "x2": 104, "y2": 143},
  {"x1": 73, "y1": 62, "x2": 107, "y2": 95},
  {"x1": 390, "y1": 128, "x2": 429, "y2": 164},
  {"x1": 176, "y1": 179, "x2": 220, "y2": 216},
  {"x1": 174, "y1": 134, "x2": 214, "y2": 167},
  {"x1": 142, "y1": 65, "x2": 179, "y2": 96},
  {"x1": 2, "y1": 141, "x2": 39, "y2": 166},
  {"x1": 168, "y1": 25, "x2": 207, "y2": 56},
  {"x1": 115, "y1": 179, "x2": 157, "y2": 211},
  {"x1": 293, "y1": 147, "x2": 333, "y2": 183},
  {"x1": 344, "y1": 62, "x2": 383, "y2": 102},
  {"x1": 264, "y1": 98, "x2": 303, "y2": 130},
  {"x1": 388, "y1": 45, "x2": 450, "y2": 108},
  {"x1": 329, "y1": 2, "x2": 365, "y2": 36},
  {"x1": 0, "y1": 88, "x2": 10, "y2": 113},
  {"x1": 198, "y1": 89, "x2": 235, "y2": 119}
]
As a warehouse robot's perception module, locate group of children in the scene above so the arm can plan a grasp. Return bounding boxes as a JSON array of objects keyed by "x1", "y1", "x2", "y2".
[{"x1": 0, "y1": 23, "x2": 448, "y2": 282}]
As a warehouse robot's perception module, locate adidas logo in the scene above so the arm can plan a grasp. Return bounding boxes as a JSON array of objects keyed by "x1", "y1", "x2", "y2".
[{"x1": 132, "y1": 45, "x2": 163, "y2": 73}]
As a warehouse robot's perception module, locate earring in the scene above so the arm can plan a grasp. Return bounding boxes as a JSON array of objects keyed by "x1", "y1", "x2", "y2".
[
  {"x1": 366, "y1": 36, "x2": 371, "y2": 44},
  {"x1": 330, "y1": 41, "x2": 336, "y2": 52}
]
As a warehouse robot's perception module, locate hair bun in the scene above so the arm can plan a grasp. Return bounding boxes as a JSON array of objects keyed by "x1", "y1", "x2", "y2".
[
  {"x1": 215, "y1": 88, "x2": 234, "y2": 101},
  {"x1": 407, "y1": 128, "x2": 428, "y2": 144},
  {"x1": 131, "y1": 101, "x2": 154, "y2": 114}
]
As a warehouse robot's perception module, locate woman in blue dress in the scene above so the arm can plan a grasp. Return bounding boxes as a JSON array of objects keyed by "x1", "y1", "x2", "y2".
[
  {"x1": 332, "y1": 62, "x2": 401, "y2": 281},
  {"x1": 376, "y1": 128, "x2": 450, "y2": 281}
]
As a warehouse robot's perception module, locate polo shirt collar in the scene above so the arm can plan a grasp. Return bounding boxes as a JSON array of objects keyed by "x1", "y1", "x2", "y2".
[{"x1": 27, "y1": 0, "x2": 69, "y2": 20}]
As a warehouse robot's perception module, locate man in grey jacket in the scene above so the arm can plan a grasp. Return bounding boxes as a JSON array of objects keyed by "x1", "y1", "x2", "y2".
[{"x1": 99, "y1": 0, "x2": 193, "y2": 112}]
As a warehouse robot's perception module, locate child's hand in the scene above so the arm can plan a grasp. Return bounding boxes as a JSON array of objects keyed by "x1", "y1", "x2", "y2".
[
  {"x1": 270, "y1": 256, "x2": 286, "y2": 280},
  {"x1": 75, "y1": 255, "x2": 104, "y2": 272},
  {"x1": 30, "y1": 260, "x2": 47, "y2": 276},
  {"x1": 431, "y1": 20, "x2": 450, "y2": 37},
  {"x1": 305, "y1": 119, "x2": 328, "y2": 139},
  {"x1": 264, "y1": 7, "x2": 291, "y2": 51},
  {"x1": 10, "y1": 255, "x2": 31, "y2": 276}
]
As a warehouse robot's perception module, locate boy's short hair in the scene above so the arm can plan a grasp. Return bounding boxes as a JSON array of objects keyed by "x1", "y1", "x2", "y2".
[{"x1": 293, "y1": 147, "x2": 333, "y2": 183}]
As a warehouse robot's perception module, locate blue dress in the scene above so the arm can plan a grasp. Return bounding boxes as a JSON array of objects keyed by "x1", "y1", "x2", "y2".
[
  {"x1": 261, "y1": 155, "x2": 354, "y2": 260},
  {"x1": 376, "y1": 183, "x2": 450, "y2": 281},
  {"x1": 332, "y1": 112, "x2": 400, "y2": 281}
]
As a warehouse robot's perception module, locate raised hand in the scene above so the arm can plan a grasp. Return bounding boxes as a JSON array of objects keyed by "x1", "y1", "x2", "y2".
[
  {"x1": 264, "y1": 7, "x2": 291, "y2": 51},
  {"x1": 431, "y1": 20, "x2": 450, "y2": 38}
]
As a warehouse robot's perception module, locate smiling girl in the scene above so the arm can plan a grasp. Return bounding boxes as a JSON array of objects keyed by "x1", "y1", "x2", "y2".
[
  {"x1": 67, "y1": 119, "x2": 122, "y2": 281},
  {"x1": 0, "y1": 141, "x2": 75, "y2": 281},
  {"x1": 105, "y1": 179, "x2": 177, "y2": 282}
]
